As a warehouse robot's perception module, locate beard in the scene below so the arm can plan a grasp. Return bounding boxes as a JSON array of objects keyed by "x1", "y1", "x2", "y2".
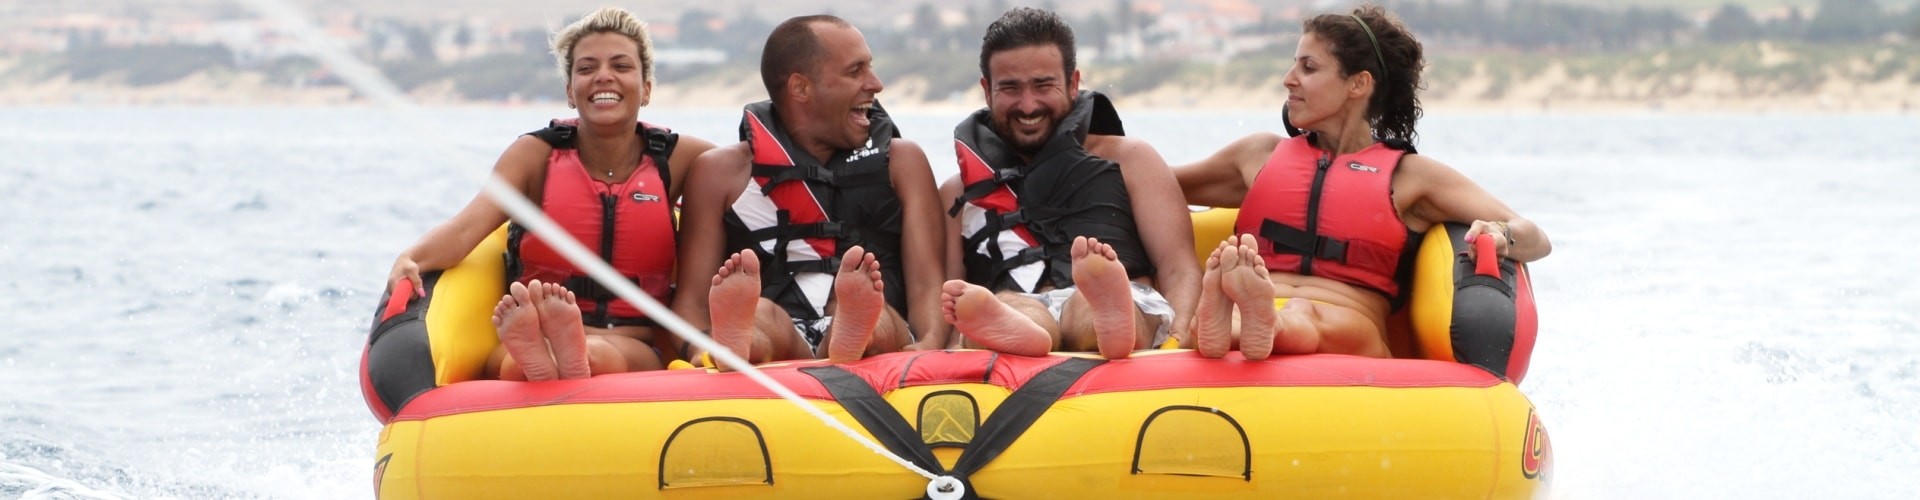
[{"x1": 992, "y1": 112, "x2": 1054, "y2": 158}]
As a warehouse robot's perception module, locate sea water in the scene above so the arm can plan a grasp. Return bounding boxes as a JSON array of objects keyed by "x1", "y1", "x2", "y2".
[{"x1": 2, "y1": 107, "x2": 1915, "y2": 498}]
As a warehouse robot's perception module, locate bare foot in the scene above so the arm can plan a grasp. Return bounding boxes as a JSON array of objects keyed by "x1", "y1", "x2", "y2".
[
  {"x1": 1193, "y1": 241, "x2": 1235, "y2": 359},
  {"x1": 1272, "y1": 298, "x2": 1322, "y2": 355},
  {"x1": 492, "y1": 281, "x2": 557, "y2": 381},
  {"x1": 709, "y1": 251, "x2": 762, "y2": 372},
  {"x1": 942, "y1": 280, "x2": 1050, "y2": 356},
  {"x1": 1071, "y1": 236, "x2": 1138, "y2": 359},
  {"x1": 533, "y1": 281, "x2": 590, "y2": 379},
  {"x1": 1222, "y1": 235, "x2": 1277, "y2": 360},
  {"x1": 826, "y1": 246, "x2": 883, "y2": 364}
]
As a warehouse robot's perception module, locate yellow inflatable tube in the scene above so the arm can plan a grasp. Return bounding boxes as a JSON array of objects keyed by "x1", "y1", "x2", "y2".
[{"x1": 359, "y1": 215, "x2": 1551, "y2": 498}]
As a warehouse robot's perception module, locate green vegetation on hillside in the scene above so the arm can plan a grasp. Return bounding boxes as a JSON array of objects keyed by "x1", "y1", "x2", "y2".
[
  {"x1": 10, "y1": 0, "x2": 1918, "y2": 104},
  {"x1": 8, "y1": 45, "x2": 233, "y2": 86}
]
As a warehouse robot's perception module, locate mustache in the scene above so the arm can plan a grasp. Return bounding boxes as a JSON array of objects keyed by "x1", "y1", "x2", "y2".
[{"x1": 1005, "y1": 109, "x2": 1051, "y2": 123}]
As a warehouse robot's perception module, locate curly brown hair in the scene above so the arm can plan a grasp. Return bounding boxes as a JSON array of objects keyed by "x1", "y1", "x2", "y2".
[
  {"x1": 979, "y1": 7, "x2": 1077, "y2": 82},
  {"x1": 1303, "y1": 4, "x2": 1425, "y2": 145}
]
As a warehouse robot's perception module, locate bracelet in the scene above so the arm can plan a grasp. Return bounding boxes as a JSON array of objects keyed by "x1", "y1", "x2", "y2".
[{"x1": 1492, "y1": 221, "x2": 1515, "y2": 246}]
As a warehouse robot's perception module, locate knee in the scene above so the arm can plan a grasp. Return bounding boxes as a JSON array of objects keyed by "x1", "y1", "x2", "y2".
[{"x1": 584, "y1": 336, "x2": 634, "y2": 374}]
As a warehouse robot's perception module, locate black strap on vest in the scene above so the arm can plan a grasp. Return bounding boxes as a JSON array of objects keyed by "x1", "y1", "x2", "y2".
[
  {"x1": 559, "y1": 275, "x2": 661, "y2": 328},
  {"x1": 752, "y1": 163, "x2": 891, "y2": 189},
  {"x1": 799, "y1": 357, "x2": 1104, "y2": 499},
  {"x1": 526, "y1": 120, "x2": 680, "y2": 188},
  {"x1": 1259, "y1": 219, "x2": 1350, "y2": 263}
]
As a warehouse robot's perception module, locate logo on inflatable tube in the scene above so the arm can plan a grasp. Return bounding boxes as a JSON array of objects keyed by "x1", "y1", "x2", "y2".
[{"x1": 1521, "y1": 408, "x2": 1553, "y2": 482}]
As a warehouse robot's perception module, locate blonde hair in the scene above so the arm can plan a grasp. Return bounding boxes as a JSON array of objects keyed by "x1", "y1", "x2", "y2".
[{"x1": 551, "y1": 7, "x2": 655, "y2": 87}]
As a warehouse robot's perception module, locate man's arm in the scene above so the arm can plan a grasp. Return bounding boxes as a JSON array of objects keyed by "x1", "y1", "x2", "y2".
[
  {"x1": 664, "y1": 134, "x2": 719, "y2": 201},
  {"x1": 670, "y1": 144, "x2": 749, "y2": 347},
  {"x1": 937, "y1": 173, "x2": 968, "y2": 349},
  {"x1": 1106, "y1": 136, "x2": 1201, "y2": 347},
  {"x1": 887, "y1": 139, "x2": 952, "y2": 351}
]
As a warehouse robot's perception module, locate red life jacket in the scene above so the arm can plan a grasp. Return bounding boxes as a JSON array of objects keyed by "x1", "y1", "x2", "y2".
[
  {"x1": 1235, "y1": 134, "x2": 1412, "y2": 298},
  {"x1": 511, "y1": 119, "x2": 678, "y2": 327}
]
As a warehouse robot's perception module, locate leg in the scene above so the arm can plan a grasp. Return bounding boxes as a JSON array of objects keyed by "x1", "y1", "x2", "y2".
[
  {"x1": 1128, "y1": 286, "x2": 1170, "y2": 353},
  {"x1": 942, "y1": 280, "x2": 1052, "y2": 356},
  {"x1": 824, "y1": 246, "x2": 886, "y2": 363},
  {"x1": 1065, "y1": 236, "x2": 1140, "y2": 359},
  {"x1": 586, "y1": 333, "x2": 665, "y2": 374},
  {"x1": 1271, "y1": 299, "x2": 1392, "y2": 358},
  {"x1": 708, "y1": 251, "x2": 763, "y2": 369},
  {"x1": 484, "y1": 345, "x2": 524, "y2": 381},
  {"x1": 1058, "y1": 288, "x2": 1154, "y2": 353},
  {"x1": 861, "y1": 305, "x2": 914, "y2": 357},
  {"x1": 1193, "y1": 241, "x2": 1236, "y2": 358},
  {"x1": 580, "y1": 335, "x2": 630, "y2": 374},
  {"x1": 492, "y1": 280, "x2": 558, "y2": 381},
  {"x1": 1221, "y1": 235, "x2": 1277, "y2": 360},
  {"x1": 695, "y1": 298, "x2": 803, "y2": 371},
  {"x1": 532, "y1": 281, "x2": 591, "y2": 379}
]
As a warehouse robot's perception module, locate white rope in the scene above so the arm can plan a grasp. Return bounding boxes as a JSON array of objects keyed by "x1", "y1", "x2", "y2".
[{"x1": 237, "y1": 0, "x2": 945, "y2": 485}]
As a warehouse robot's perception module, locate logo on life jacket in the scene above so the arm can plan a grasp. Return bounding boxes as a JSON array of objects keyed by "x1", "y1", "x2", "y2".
[
  {"x1": 1348, "y1": 161, "x2": 1379, "y2": 173},
  {"x1": 631, "y1": 192, "x2": 661, "y2": 203},
  {"x1": 1520, "y1": 409, "x2": 1552, "y2": 482},
  {"x1": 846, "y1": 138, "x2": 881, "y2": 162}
]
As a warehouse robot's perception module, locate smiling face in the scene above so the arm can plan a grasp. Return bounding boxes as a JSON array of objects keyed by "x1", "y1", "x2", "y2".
[
  {"x1": 799, "y1": 23, "x2": 884, "y2": 151},
  {"x1": 566, "y1": 32, "x2": 650, "y2": 126},
  {"x1": 1283, "y1": 32, "x2": 1369, "y2": 134},
  {"x1": 983, "y1": 44, "x2": 1078, "y2": 157}
]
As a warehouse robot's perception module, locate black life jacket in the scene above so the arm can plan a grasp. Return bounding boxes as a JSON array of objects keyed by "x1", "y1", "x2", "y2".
[
  {"x1": 949, "y1": 90, "x2": 1154, "y2": 292},
  {"x1": 723, "y1": 100, "x2": 907, "y2": 322}
]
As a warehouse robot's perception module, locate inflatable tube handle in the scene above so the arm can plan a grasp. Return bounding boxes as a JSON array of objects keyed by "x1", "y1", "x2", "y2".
[
  {"x1": 381, "y1": 278, "x2": 413, "y2": 323},
  {"x1": 1472, "y1": 234, "x2": 1499, "y2": 278}
]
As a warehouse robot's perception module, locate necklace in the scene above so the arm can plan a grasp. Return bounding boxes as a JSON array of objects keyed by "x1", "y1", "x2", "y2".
[{"x1": 592, "y1": 138, "x2": 643, "y2": 181}]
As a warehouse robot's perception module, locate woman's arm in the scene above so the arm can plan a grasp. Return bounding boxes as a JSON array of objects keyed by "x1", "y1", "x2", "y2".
[
  {"x1": 1171, "y1": 132, "x2": 1281, "y2": 208},
  {"x1": 387, "y1": 135, "x2": 550, "y2": 296},
  {"x1": 1397, "y1": 154, "x2": 1552, "y2": 263}
]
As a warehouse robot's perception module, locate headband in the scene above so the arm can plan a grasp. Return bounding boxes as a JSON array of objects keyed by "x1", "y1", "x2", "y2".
[{"x1": 1349, "y1": 13, "x2": 1388, "y2": 82}]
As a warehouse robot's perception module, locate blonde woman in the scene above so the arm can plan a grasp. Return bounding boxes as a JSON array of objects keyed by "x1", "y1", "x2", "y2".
[{"x1": 387, "y1": 8, "x2": 716, "y2": 380}]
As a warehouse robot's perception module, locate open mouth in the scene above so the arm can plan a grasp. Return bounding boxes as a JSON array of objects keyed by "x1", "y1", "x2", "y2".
[
  {"x1": 1010, "y1": 113, "x2": 1050, "y2": 136},
  {"x1": 591, "y1": 92, "x2": 620, "y2": 104},
  {"x1": 850, "y1": 102, "x2": 873, "y2": 128}
]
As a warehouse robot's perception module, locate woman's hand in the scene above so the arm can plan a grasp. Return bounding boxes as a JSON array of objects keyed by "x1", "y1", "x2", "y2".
[
  {"x1": 388, "y1": 255, "x2": 426, "y2": 298},
  {"x1": 1462, "y1": 220, "x2": 1514, "y2": 259}
]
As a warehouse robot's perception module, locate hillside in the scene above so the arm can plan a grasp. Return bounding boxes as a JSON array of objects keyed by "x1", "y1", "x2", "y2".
[{"x1": 5, "y1": 40, "x2": 1914, "y2": 113}]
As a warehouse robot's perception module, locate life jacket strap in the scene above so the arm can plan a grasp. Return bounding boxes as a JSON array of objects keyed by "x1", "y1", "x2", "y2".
[{"x1": 1260, "y1": 219, "x2": 1350, "y2": 262}]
